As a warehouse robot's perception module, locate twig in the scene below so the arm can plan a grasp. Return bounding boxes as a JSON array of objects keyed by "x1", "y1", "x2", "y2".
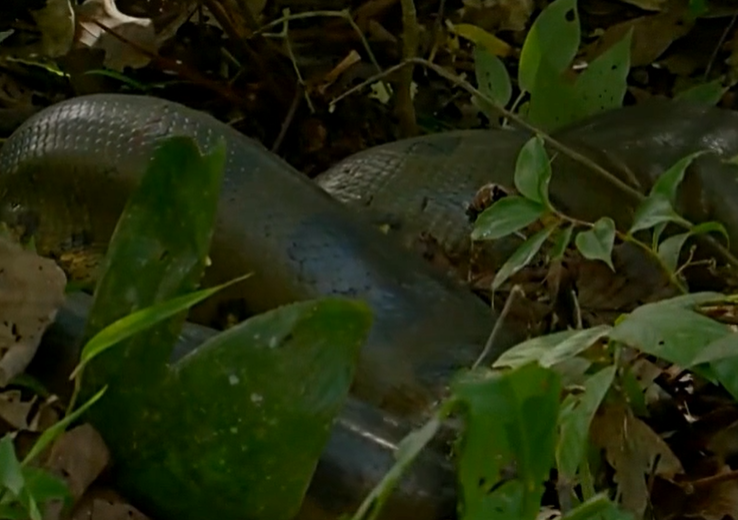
[
  {"x1": 330, "y1": 58, "x2": 738, "y2": 272},
  {"x1": 278, "y1": 14, "x2": 315, "y2": 113},
  {"x1": 201, "y1": 0, "x2": 293, "y2": 104},
  {"x1": 472, "y1": 284, "x2": 523, "y2": 370},
  {"x1": 704, "y1": 12, "x2": 737, "y2": 82},
  {"x1": 272, "y1": 83, "x2": 303, "y2": 153},
  {"x1": 254, "y1": 9, "x2": 382, "y2": 75},
  {"x1": 396, "y1": 0, "x2": 419, "y2": 137},
  {"x1": 685, "y1": 468, "x2": 738, "y2": 492}
]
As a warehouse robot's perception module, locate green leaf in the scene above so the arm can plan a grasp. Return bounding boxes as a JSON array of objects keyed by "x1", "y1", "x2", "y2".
[
  {"x1": 550, "y1": 224, "x2": 574, "y2": 260},
  {"x1": 72, "y1": 272, "x2": 252, "y2": 379},
  {"x1": 492, "y1": 225, "x2": 555, "y2": 292},
  {"x1": 471, "y1": 196, "x2": 547, "y2": 241},
  {"x1": 350, "y1": 406, "x2": 447, "y2": 520},
  {"x1": 453, "y1": 363, "x2": 561, "y2": 520},
  {"x1": 561, "y1": 494, "x2": 634, "y2": 520},
  {"x1": 609, "y1": 296, "x2": 732, "y2": 372},
  {"x1": 494, "y1": 325, "x2": 611, "y2": 370},
  {"x1": 474, "y1": 46, "x2": 512, "y2": 110},
  {"x1": 20, "y1": 467, "x2": 72, "y2": 513},
  {"x1": 518, "y1": 0, "x2": 580, "y2": 93},
  {"x1": 575, "y1": 217, "x2": 615, "y2": 270},
  {"x1": 514, "y1": 136, "x2": 552, "y2": 206},
  {"x1": 650, "y1": 151, "x2": 704, "y2": 203},
  {"x1": 573, "y1": 28, "x2": 631, "y2": 117},
  {"x1": 658, "y1": 221, "x2": 730, "y2": 272},
  {"x1": 0, "y1": 436, "x2": 23, "y2": 495},
  {"x1": 148, "y1": 298, "x2": 372, "y2": 520},
  {"x1": 22, "y1": 387, "x2": 107, "y2": 466},
  {"x1": 0, "y1": 504, "x2": 26, "y2": 519},
  {"x1": 557, "y1": 366, "x2": 616, "y2": 480},
  {"x1": 525, "y1": 49, "x2": 580, "y2": 132},
  {"x1": 657, "y1": 232, "x2": 691, "y2": 273},
  {"x1": 629, "y1": 195, "x2": 691, "y2": 234},
  {"x1": 675, "y1": 79, "x2": 727, "y2": 106}
]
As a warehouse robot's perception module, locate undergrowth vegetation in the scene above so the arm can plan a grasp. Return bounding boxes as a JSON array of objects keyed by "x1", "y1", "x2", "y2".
[{"x1": 2, "y1": 1, "x2": 738, "y2": 520}]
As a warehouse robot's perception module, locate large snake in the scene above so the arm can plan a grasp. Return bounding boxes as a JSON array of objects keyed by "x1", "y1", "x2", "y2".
[{"x1": 3, "y1": 94, "x2": 738, "y2": 519}]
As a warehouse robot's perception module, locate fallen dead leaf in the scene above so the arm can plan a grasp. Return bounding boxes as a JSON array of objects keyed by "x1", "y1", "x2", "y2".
[
  {"x1": 43, "y1": 424, "x2": 111, "y2": 501},
  {"x1": 591, "y1": 402, "x2": 684, "y2": 517},
  {"x1": 616, "y1": 0, "x2": 669, "y2": 11},
  {"x1": 0, "y1": 236, "x2": 67, "y2": 387},
  {"x1": 72, "y1": 486, "x2": 150, "y2": 520},
  {"x1": 0, "y1": 389, "x2": 35, "y2": 430},
  {"x1": 582, "y1": 8, "x2": 695, "y2": 67}
]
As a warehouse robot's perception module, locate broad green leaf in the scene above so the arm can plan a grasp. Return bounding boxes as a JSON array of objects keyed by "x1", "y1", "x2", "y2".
[
  {"x1": 471, "y1": 196, "x2": 547, "y2": 241},
  {"x1": 629, "y1": 194, "x2": 691, "y2": 234},
  {"x1": 0, "y1": 504, "x2": 25, "y2": 519},
  {"x1": 154, "y1": 298, "x2": 371, "y2": 520},
  {"x1": 474, "y1": 46, "x2": 512, "y2": 110},
  {"x1": 494, "y1": 325, "x2": 611, "y2": 370},
  {"x1": 525, "y1": 49, "x2": 580, "y2": 131},
  {"x1": 692, "y1": 333, "x2": 738, "y2": 365},
  {"x1": 453, "y1": 363, "x2": 561, "y2": 520},
  {"x1": 575, "y1": 217, "x2": 615, "y2": 270},
  {"x1": 518, "y1": 0, "x2": 580, "y2": 93},
  {"x1": 650, "y1": 151, "x2": 704, "y2": 203},
  {"x1": 19, "y1": 468, "x2": 71, "y2": 515},
  {"x1": 72, "y1": 272, "x2": 253, "y2": 378},
  {"x1": 492, "y1": 225, "x2": 555, "y2": 292},
  {"x1": 573, "y1": 29, "x2": 631, "y2": 117},
  {"x1": 550, "y1": 224, "x2": 574, "y2": 260},
  {"x1": 610, "y1": 298, "x2": 731, "y2": 372},
  {"x1": 0, "y1": 436, "x2": 23, "y2": 495},
  {"x1": 514, "y1": 136, "x2": 552, "y2": 206},
  {"x1": 675, "y1": 79, "x2": 727, "y2": 106},
  {"x1": 557, "y1": 366, "x2": 616, "y2": 480}
]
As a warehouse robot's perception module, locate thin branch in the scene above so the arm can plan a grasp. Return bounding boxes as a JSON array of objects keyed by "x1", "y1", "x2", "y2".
[
  {"x1": 396, "y1": 0, "x2": 418, "y2": 137},
  {"x1": 473, "y1": 285, "x2": 524, "y2": 370}
]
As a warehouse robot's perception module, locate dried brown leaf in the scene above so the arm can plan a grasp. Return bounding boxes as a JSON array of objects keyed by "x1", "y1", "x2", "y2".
[
  {"x1": 72, "y1": 487, "x2": 151, "y2": 520},
  {"x1": 0, "y1": 236, "x2": 67, "y2": 387},
  {"x1": 0, "y1": 389, "x2": 35, "y2": 429},
  {"x1": 591, "y1": 403, "x2": 684, "y2": 517},
  {"x1": 582, "y1": 9, "x2": 694, "y2": 67},
  {"x1": 43, "y1": 424, "x2": 110, "y2": 500}
]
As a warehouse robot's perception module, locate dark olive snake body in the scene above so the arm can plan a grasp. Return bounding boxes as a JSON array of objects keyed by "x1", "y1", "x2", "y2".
[{"x1": 4, "y1": 94, "x2": 738, "y2": 520}]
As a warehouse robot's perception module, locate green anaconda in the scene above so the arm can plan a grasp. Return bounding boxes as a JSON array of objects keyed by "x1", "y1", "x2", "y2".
[{"x1": 4, "y1": 94, "x2": 738, "y2": 520}]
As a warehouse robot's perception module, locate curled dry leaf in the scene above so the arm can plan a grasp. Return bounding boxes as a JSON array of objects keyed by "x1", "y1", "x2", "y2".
[
  {"x1": 29, "y1": 0, "x2": 76, "y2": 57},
  {"x1": 0, "y1": 236, "x2": 67, "y2": 388},
  {"x1": 590, "y1": 402, "x2": 683, "y2": 518}
]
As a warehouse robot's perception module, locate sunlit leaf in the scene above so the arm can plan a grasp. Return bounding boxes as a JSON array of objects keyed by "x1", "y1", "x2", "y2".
[{"x1": 519, "y1": 0, "x2": 580, "y2": 93}]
